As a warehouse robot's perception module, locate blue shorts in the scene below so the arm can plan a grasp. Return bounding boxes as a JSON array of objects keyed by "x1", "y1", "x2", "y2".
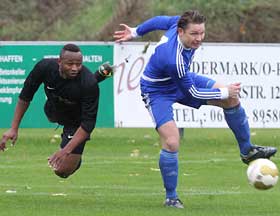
[{"x1": 141, "y1": 73, "x2": 215, "y2": 129}]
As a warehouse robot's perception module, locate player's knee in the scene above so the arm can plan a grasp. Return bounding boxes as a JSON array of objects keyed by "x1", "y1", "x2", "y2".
[
  {"x1": 54, "y1": 159, "x2": 82, "y2": 178},
  {"x1": 165, "y1": 136, "x2": 180, "y2": 151},
  {"x1": 54, "y1": 170, "x2": 71, "y2": 178}
]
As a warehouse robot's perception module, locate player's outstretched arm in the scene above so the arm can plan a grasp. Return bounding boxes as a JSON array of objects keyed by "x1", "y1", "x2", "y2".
[
  {"x1": 114, "y1": 24, "x2": 136, "y2": 43},
  {"x1": 0, "y1": 99, "x2": 30, "y2": 151},
  {"x1": 114, "y1": 16, "x2": 179, "y2": 43}
]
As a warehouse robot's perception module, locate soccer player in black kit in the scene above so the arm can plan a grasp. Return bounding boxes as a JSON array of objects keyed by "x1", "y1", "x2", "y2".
[{"x1": 0, "y1": 44, "x2": 113, "y2": 178}]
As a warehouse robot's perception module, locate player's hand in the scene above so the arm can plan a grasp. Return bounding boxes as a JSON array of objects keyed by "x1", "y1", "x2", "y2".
[
  {"x1": 0, "y1": 128, "x2": 18, "y2": 151},
  {"x1": 113, "y1": 24, "x2": 134, "y2": 43},
  {"x1": 48, "y1": 149, "x2": 70, "y2": 171},
  {"x1": 227, "y1": 82, "x2": 241, "y2": 99},
  {"x1": 99, "y1": 62, "x2": 114, "y2": 77}
]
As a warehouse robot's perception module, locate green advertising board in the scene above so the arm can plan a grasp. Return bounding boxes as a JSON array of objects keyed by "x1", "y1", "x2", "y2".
[{"x1": 0, "y1": 42, "x2": 114, "y2": 128}]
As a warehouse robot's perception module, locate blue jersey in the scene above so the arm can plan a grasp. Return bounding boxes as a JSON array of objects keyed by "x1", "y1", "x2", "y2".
[{"x1": 138, "y1": 16, "x2": 222, "y2": 100}]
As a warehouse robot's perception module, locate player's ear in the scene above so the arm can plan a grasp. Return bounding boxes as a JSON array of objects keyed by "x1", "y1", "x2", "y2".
[
  {"x1": 177, "y1": 27, "x2": 185, "y2": 36},
  {"x1": 58, "y1": 58, "x2": 64, "y2": 69}
]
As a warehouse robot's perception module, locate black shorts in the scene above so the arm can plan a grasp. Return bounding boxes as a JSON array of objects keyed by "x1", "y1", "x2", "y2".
[{"x1": 60, "y1": 126, "x2": 90, "y2": 154}]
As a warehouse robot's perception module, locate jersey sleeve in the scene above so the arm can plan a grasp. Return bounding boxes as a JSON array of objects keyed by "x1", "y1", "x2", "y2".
[
  {"x1": 136, "y1": 16, "x2": 180, "y2": 36},
  {"x1": 19, "y1": 59, "x2": 46, "y2": 102},
  {"x1": 80, "y1": 76, "x2": 99, "y2": 133},
  {"x1": 167, "y1": 62, "x2": 223, "y2": 100}
]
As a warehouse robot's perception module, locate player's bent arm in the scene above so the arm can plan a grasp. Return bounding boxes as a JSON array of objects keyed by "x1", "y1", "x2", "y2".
[
  {"x1": 168, "y1": 63, "x2": 229, "y2": 100},
  {"x1": 187, "y1": 82, "x2": 229, "y2": 100},
  {"x1": 48, "y1": 127, "x2": 90, "y2": 170},
  {"x1": 171, "y1": 72, "x2": 229, "y2": 100},
  {"x1": 61, "y1": 127, "x2": 90, "y2": 155},
  {"x1": 183, "y1": 80, "x2": 228, "y2": 100}
]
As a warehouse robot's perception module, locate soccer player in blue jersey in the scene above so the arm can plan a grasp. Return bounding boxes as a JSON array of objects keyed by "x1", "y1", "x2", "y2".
[{"x1": 114, "y1": 10, "x2": 277, "y2": 208}]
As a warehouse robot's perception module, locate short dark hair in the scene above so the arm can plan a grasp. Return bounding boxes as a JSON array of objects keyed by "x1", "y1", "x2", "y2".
[
  {"x1": 60, "y1": 43, "x2": 81, "y2": 58},
  {"x1": 177, "y1": 10, "x2": 206, "y2": 30}
]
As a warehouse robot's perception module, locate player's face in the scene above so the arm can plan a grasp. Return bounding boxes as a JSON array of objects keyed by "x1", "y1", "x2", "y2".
[
  {"x1": 58, "y1": 51, "x2": 83, "y2": 79},
  {"x1": 178, "y1": 23, "x2": 205, "y2": 49}
]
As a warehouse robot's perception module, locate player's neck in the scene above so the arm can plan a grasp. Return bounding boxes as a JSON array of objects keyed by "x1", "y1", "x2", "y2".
[
  {"x1": 177, "y1": 36, "x2": 191, "y2": 50},
  {"x1": 59, "y1": 68, "x2": 68, "y2": 79}
]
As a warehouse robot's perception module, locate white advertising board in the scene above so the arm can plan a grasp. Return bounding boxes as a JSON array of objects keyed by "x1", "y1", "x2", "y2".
[{"x1": 114, "y1": 43, "x2": 280, "y2": 128}]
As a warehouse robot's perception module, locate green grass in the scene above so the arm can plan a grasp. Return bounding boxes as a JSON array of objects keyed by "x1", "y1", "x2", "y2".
[{"x1": 0, "y1": 128, "x2": 279, "y2": 216}]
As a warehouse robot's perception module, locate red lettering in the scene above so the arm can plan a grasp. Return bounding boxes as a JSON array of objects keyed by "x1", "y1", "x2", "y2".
[
  {"x1": 116, "y1": 56, "x2": 146, "y2": 95},
  {"x1": 116, "y1": 62, "x2": 125, "y2": 94},
  {"x1": 127, "y1": 57, "x2": 144, "y2": 91}
]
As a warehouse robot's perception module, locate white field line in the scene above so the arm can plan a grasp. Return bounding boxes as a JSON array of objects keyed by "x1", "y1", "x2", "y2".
[
  {"x1": 83, "y1": 159, "x2": 238, "y2": 165},
  {"x1": 0, "y1": 183, "x2": 244, "y2": 191},
  {"x1": 0, "y1": 185, "x2": 250, "y2": 197},
  {"x1": 0, "y1": 191, "x2": 248, "y2": 197},
  {"x1": 0, "y1": 160, "x2": 230, "y2": 169},
  {"x1": 0, "y1": 159, "x2": 228, "y2": 168},
  {"x1": 0, "y1": 157, "x2": 279, "y2": 168},
  {"x1": 0, "y1": 156, "x2": 278, "y2": 169}
]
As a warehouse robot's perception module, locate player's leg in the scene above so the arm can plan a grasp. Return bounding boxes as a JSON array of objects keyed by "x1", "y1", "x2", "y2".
[
  {"x1": 142, "y1": 92, "x2": 183, "y2": 208},
  {"x1": 54, "y1": 126, "x2": 88, "y2": 178},
  {"x1": 207, "y1": 82, "x2": 252, "y2": 154},
  {"x1": 208, "y1": 82, "x2": 277, "y2": 164},
  {"x1": 177, "y1": 73, "x2": 276, "y2": 164},
  {"x1": 157, "y1": 121, "x2": 183, "y2": 208},
  {"x1": 158, "y1": 121, "x2": 180, "y2": 199}
]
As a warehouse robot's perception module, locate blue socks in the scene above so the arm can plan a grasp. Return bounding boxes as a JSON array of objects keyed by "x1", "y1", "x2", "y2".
[
  {"x1": 224, "y1": 104, "x2": 252, "y2": 155},
  {"x1": 158, "y1": 105, "x2": 251, "y2": 199},
  {"x1": 159, "y1": 149, "x2": 178, "y2": 199}
]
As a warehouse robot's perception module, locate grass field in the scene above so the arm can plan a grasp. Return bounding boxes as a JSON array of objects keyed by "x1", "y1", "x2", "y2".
[{"x1": 0, "y1": 128, "x2": 279, "y2": 216}]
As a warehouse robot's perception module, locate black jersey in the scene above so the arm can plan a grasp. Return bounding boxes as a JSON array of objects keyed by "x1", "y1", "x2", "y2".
[{"x1": 19, "y1": 58, "x2": 105, "y2": 133}]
